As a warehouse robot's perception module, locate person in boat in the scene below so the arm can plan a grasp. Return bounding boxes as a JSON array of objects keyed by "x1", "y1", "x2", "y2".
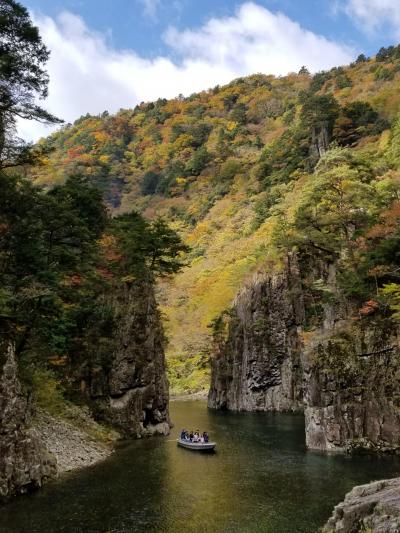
[
  {"x1": 203, "y1": 432, "x2": 209, "y2": 443},
  {"x1": 180, "y1": 429, "x2": 186, "y2": 440},
  {"x1": 189, "y1": 430, "x2": 194, "y2": 442}
]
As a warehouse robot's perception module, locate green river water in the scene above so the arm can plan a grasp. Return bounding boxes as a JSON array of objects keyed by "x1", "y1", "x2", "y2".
[{"x1": 1, "y1": 400, "x2": 399, "y2": 533}]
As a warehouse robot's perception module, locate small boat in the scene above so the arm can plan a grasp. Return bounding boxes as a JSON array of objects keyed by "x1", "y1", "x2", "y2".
[{"x1": 177, "y1": 439, "x2": 216, "y2": 452}]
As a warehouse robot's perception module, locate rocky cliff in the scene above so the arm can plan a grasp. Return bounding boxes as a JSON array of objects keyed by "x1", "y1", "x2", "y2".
[
  {"x1": 208, "y1": 255, "x2": 305, "y2": 411},
  {"x1": 208, "y1": 257, "x2": 400, "y2": 453},
  {"x1": 0, "y1": 281, "x2": 170, "y2": 500},
  {"x1": 305, "y1": 318, "x2": 400, "y2": 453},
  {"x1": 0, "y1": 342, "x2": 56, "y2": 501},
  {"x1": 323, "y1": 478, "x2": 400, "y2": 532},
  {"x1": 89, "y1": 281, "x2": 170, "y2": 438}
]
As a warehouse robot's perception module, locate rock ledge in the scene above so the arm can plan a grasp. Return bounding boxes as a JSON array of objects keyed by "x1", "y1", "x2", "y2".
[{"x1": 323, "y1": 477, "x2": 400, "y2": 532}]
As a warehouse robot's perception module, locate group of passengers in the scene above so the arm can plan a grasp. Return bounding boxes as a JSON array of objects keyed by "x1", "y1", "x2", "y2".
[{"x1": 180, "y1": 429, "x2": 209, "y2": 443}]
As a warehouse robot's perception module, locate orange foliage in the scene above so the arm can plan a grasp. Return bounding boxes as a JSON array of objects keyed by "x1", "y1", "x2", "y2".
[
  {"x1": 367, "y1": 201, "x2": 400, "y2": 239},
  {"x1": 66, "y1": 145, "x2": 85, "y2": 160},
  {"x1": 359, "y1": 299, "x2": 380, "y2": 316},
  {"x1": 93, "y1": 131, "x2": 110, "y2": 143}
]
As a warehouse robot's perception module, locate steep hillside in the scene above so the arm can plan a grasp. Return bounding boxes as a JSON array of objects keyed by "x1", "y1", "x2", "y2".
[{"x1": 32, "y1": 45, "x2": 400, "y2": 393}]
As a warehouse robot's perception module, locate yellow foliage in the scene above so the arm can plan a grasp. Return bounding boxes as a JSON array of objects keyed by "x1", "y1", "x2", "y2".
[
  {"x1": 379, "y1": 130, "x2": 391, "y2": 151},
  {"x1": 93, "y1": 131, "x2": 110, "y2": 143},
  {"x1": 173, "y1": 134, "x2": 196, "y2": 150},
  {"x1": 31, "y1": 58, "x2": 400, "y2": 394}
]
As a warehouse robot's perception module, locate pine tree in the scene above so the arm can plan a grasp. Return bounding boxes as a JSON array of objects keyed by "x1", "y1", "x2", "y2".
[{"x1": 0, "y1": 0, "x2": 62, "y2": 168}]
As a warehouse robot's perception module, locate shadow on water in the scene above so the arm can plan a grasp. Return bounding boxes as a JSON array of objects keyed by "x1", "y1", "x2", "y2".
[{"x1": 1, "y1": 400, "x2": 400, "y2": 533}]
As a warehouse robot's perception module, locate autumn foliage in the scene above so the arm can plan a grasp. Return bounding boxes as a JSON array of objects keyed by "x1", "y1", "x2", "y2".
[{"x1": 29, "y1": 46, "x2": 400, "y2": 392}]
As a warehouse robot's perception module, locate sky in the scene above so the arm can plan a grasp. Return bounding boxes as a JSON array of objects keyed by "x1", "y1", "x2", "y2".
[{"x1": 20, "y1": 0, "x2": 400, "y2": 140}]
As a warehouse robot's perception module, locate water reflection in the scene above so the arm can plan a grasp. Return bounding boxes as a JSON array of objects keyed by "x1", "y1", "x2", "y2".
[
  {"x1": 0, "y1": 401, "x2": 399, "y2": 533},
  {"x1": 0, "y1": 437, "x2": 169, "y2": 532}
]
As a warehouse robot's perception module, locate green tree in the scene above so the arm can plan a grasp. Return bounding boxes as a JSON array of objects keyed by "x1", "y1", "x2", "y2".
[
  {"x1": 300, "y1": 93, "x2": 340, "y2": 134},
  {"x1": 386, "y1": 113, "x2": 400, "y2": 168},
  {"x1": 280, "y1": 148, "x2": 374, "y2": 259},
  {"x1": 374, "y1": 66, "x2": 394, "y2": 81},
  {"x1": 185, "y1": 147, "x2": 211, "y2": 176},
  {"x1": 333, "y1": 101, "x2": 386, "y2": 146},
  {"x1": 381, "y1": 284, "x2": 400, "y2": 320},
  {"x1": 0, "y1": 172, "x2": 107, "y2": 358},
  {"x1": 140, "y1": 170, "x2": 161, "y2": 196},
  {"x1": 298, "y1": 66, "x2": 310, "y2": 75},
  {"x1": 0, "y1": 0, "x2": 62, "y2": 168},
  {"x1": 111, "y1": 212, "x2": 190, "y2": 278},
  {"x1": 229, "y1": 103, "x2": 247, "y2": 125},
  {"x1": 355, "y1": 54, "x2": 368, "y2": 63}
]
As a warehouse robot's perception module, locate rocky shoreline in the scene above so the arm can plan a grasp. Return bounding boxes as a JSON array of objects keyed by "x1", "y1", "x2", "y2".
[
  {"x1": 34, "y1": 408, "x2": 116, "y2": 474},
  {"x1": 170, "y1": 390, "x2": 208, "y2": 402}
]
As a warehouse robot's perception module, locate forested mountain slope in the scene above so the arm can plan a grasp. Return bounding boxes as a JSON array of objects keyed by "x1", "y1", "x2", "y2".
[{"x1": 32, "y1": 45, "x2": 400, "y2": 393}]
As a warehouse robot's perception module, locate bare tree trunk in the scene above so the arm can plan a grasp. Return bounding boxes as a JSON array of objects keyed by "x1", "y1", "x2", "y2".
[{"x1": 0, "y1": 111, "x2": 5, "y2": 167}]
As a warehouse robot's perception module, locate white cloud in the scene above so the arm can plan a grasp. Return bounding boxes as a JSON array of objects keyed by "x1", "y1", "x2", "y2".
[
  {"x1": 344, "y1": 0, "x2": 400, "y2": 38},
  {"x1": 138, "y1": 0, "x2": 161, "y2": 19},
  {"x1": 165, "y1": 3, "x2": 352, "y2": 78},
  {"x1": 20, "y1": 2, "x2": 353, "y2": 141}
]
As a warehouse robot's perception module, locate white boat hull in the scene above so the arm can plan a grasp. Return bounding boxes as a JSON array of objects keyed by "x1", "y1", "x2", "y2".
[{"x1": 177, "y1": 439, "x2": 216, "y2": 451}]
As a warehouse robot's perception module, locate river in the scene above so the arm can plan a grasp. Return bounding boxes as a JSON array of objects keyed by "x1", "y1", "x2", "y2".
[{"x1": 1, "y1": 400, "x2": 399, "y2": 533}]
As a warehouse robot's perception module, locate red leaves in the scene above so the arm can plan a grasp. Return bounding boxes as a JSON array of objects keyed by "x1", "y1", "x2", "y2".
[
  {"x1": 359, "y1": 299, "x2": 379, "y2": 316},
  {"x1": 366, "y1": 200, "x2": 400, "y2": 240},
  {"x1": 66, "y1": 145, "x2": 85, "y2": 160}
]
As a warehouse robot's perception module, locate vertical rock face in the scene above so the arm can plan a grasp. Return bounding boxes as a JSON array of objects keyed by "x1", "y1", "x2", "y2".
[
  {"x1": 209, "y1": 255, "x2": 400, "y2": 453},
  {"x1": 208, "y1": 255, "x2": 305, "y2": 411},
  {"x1": 0, "y1": 343, "x2": 56, "y2": 500},
  {"x1": 304, "y1": 319, "x2": 400, "y2": 453},
  {"x1": 310, "y1": 123, "x2": 330, "y2": 160},
  {"x1": 0, "y1": 280, "x2": 170, "y2": 501},
  {"x1": 90, "y1": 281, "x2": 170, "y2": 437},
  {"x1": 323, "y1": 478, "x2": 400, "y2": 533}
]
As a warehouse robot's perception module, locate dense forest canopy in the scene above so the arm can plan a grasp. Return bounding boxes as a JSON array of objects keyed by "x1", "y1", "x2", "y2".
[
  {"x1": 28, "y1": 42, "x2": 400, "y2": 392},
  {"x1": 3, "y1": 1, "x2": 400, "y2": 394}
]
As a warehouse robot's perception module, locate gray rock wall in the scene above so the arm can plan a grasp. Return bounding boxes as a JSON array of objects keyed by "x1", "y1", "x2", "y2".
[
  {"x1": 90, "y1": 281, "x2": 170, "y2": 437},
  {"x1": 304, "y1": 319, "x2": 400, "y2": 453},
  {"x1": 0, "y1": 343, "x2": 56, "y2": 500},
  {"x1": 0, "y1": 279, "x2": 170, "y2": 502},
  {"x1": 208, "y1": 256, "x2": 400, "y2": 453},
  {"x1": 208, "y1": 255, "x2": 305, "y2": 412}
]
